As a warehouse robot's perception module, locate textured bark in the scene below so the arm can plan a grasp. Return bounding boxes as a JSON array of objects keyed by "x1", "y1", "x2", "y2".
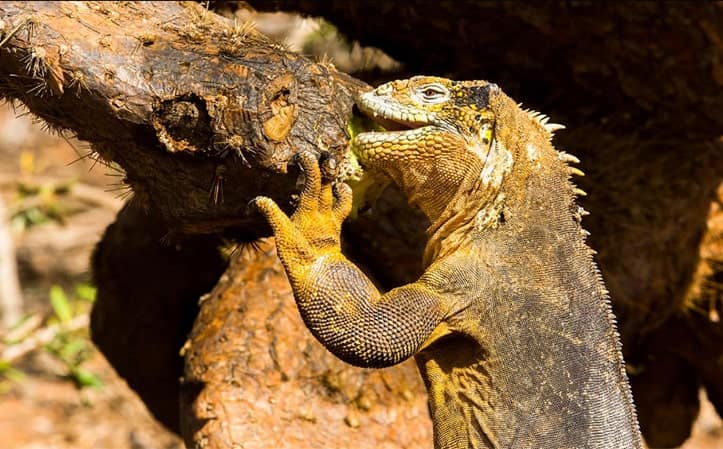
[{"x1": 0, "y1": 0, "x2": 363, "y2": 236}]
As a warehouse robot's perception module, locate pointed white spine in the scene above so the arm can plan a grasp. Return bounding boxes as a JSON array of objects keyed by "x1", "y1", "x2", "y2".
[
  {"x1": 545, "y1": 123, "x2": 566, "y2": 133},
  {"x1": 558, "y1": 152, "x2": 581, "y2": 164},
  {"x1": 569, "y1": 167, "x2": 585, "y2": 177}
]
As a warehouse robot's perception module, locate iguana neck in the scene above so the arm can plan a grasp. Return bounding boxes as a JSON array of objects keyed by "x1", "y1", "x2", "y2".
[{"x1": 421, "y1": 136, "x2": 512, "y2": 268}]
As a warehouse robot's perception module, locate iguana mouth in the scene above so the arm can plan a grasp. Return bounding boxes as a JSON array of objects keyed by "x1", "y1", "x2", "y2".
[
  {"x1": 354, "y1": 98, "x2": 433, "y2": 132},
  {"x1": 365, "y1": 114, "x2": 426, "y2": 132}
]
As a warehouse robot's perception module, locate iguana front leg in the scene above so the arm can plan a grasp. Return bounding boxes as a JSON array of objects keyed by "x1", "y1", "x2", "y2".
[{"x1": 252, "y1": 153, "x2": 450, "y2": 368}]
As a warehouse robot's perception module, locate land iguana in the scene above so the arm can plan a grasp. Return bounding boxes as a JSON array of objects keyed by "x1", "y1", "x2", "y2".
[{"x1": 252, "y1": 76, "x2": 643, "y2": 448}]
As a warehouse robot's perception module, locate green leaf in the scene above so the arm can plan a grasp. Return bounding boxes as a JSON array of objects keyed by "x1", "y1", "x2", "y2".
[
  {"x1": 0, "y1": 359, "x2": 12, "y2": 372},
  {"x1": 71, "y1": 368, "x2": 103, "y2": 389},
  {"x1": 25, "y1": 207, "x2": 48, "y2": 225},
  {"x1": 75, "y1": 284, "x2": 97, "y2": 303},
  {"x1": 50, "y1": 286, "x2": 72, "y2": 323},
  {"x1": 3, "y1": 313, "x2": 35, "y2": 344},
  {"x1": 0, "y1": 360, "x2": 25, "y2": 382},
  {"x1": 58, "y1": 338, "x2": 86, "y2": 363}
]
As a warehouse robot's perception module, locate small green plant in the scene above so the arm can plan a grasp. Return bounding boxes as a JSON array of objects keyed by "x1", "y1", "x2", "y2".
[
  {"x1": 9, "y1": 179, "x2": 77, "y2": 232},
  {"x1": 45, "y1": 284, "x2": 102, "y2": 389},
  {"x1": 0, "y1": 283, "x2": 102, "y2": 390},
  {"x1": 0, "y1": 359, "x2": 25, "y2": 394}
]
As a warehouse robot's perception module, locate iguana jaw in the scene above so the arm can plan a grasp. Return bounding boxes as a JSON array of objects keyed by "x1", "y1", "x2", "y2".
[
  {"x1": 358, "y1": 110, "x2": 428, "y2": 133},
  {"x1": 356, "y1": 110, "x2": 435, "y2": 134},
  {"x1": 351, "y1": 90, "x2": 448, "y2": 170}
]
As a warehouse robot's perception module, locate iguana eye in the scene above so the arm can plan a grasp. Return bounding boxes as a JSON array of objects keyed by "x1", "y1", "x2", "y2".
[{"x1": 414, "y1": 84, "x2": 450, "y2": 104}]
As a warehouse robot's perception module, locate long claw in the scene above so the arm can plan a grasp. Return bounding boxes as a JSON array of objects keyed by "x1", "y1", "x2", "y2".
[
  {"x1": 332, "y1": 183, "x2": 353, "y2": 222},
  {"x1": 252, "y1": 195, "x2": 313, "y2": 262},
  {"x1": 250, "y1": 196, "x2": 291, "y2": 234},
  {"x1": 318, "y1": 153, "x2": 340, "y2": 213},
  {"x1": 295, "y1": 152, "x2": 322, "y2": 214}
]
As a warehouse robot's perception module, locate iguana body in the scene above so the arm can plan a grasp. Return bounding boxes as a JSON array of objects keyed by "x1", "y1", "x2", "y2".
[{"x1": 253, "y1": 76, "x2": 643, "y2": 448}]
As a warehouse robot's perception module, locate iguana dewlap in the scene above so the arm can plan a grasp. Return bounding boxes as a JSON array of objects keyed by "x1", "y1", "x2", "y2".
[{"x1": 253, "y1": 76, "x2": 643, "y2": 449}]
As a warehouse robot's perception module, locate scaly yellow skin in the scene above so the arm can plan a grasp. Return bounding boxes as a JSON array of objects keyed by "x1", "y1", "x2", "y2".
[{"x1": 253, "y1": 76, "x2": 643, "y2": 448}]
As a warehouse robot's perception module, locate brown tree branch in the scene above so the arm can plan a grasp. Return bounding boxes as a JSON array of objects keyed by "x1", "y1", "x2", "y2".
[
  {"x1": 181, "y1": 240, "x2": 431, "y2": 449},
  {"x1": 0, "y1": 1, "x2": 365, "y2": 237}
]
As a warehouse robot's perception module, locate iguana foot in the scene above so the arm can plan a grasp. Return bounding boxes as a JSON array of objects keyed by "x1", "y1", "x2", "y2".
[{"x1": 252, "y1": 152, "x2": 352, "y2": 275}]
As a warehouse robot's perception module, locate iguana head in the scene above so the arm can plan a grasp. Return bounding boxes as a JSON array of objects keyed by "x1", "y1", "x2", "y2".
[
  {"x1": 351, "y1": 76, "x2": 572, "y2": 263},
  {"x1": 351, "y1": 76, "x2": 507, "y2": 228},
  {"x1": 355, "y1": 76, "x2": 497, "y2": 151}
]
